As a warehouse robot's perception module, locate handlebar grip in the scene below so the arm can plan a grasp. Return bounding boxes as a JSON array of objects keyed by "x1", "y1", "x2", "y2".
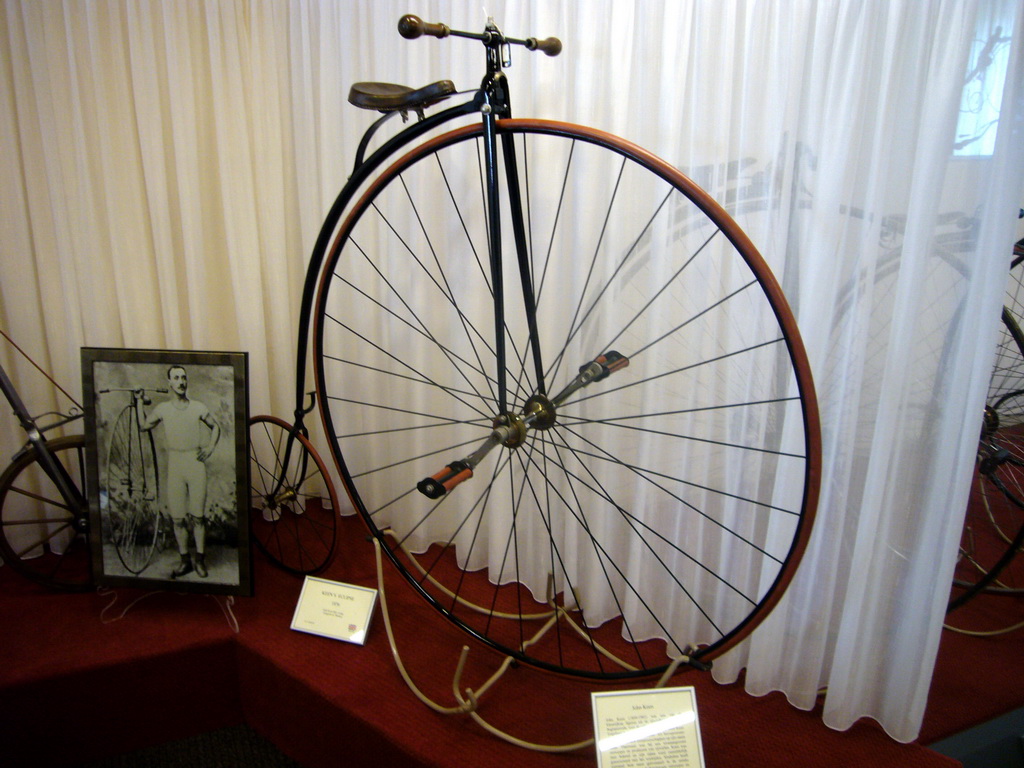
[
  {"x1": 398, "y1": 14, "x2": 450, "y2": 40},
  {"x1": 526, "y1": 36, "x2": 562, "y2": 56}
]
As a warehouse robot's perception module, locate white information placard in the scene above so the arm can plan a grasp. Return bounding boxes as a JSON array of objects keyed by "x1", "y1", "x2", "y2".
[
  {"x1": 591, "y1": 686, "x2": 706, "y2": 768},
  {"x1": 290, "y1": 576, "x2": 378, "y2": 645}
]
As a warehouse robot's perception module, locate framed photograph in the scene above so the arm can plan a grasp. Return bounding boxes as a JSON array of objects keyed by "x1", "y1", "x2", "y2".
[{"x1": 82, "y1": 348, "x2": 251, "y2": 596}]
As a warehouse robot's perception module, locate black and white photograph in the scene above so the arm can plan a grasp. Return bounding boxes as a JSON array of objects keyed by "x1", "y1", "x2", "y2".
[{"x1": 82, "y1": 348, "x2": 251, "y2": 595}]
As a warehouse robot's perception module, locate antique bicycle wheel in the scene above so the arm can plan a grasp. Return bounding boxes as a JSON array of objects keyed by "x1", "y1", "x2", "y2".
[
  {"x1": 949, "y1": 246, "x2": 1024, "y2": 613},
  {"x1": 105, "y1": 405, "x2": 161, "y2": 574},
  {"x1": 314, "y1": 120, "x2": 821, "y2": 679},
  {"x1": 950, "y1": 296, "x2": 1024, "y2": 614},
  {"x1": 0, "y1": 435, "x2": 92, "y2": 591},
  {"x1": 249, "y1": 415, "x2": 339, "y2": 574},
  {"x1": 953, "y1": 422, "x2": 1024, "y2": 610}
]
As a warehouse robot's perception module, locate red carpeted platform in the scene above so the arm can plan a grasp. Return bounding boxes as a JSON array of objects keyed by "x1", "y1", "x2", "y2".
[{"x1": 2, "y1": 513, "x2": 1016, "y2": 768}]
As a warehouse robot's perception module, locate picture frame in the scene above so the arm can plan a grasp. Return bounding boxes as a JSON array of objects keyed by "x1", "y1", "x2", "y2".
[{"x1": 82, "y1": 348, "x2": 251, "y2": 596}]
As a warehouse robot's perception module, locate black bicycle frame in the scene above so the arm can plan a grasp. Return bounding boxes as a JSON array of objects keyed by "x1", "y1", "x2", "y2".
[
  {"x1": 254, "y1": 20, "x2": 556, "y2": 510},
  {"x1": 289, "y1": 27, "x2": 547, "y2": 435},
  {"x1": 0, "y1": 362, "x2": 87, "y2": 528}
]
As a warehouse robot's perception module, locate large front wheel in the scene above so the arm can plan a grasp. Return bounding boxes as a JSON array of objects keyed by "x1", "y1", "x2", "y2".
[{"x1": 314, "y1": 120, "x2": 821, "y2": 679}]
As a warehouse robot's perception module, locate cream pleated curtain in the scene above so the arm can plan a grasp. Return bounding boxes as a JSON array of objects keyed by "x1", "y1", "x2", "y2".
[{"x1": 2, "y1": 0, "x2": 1022, "y2": 744}]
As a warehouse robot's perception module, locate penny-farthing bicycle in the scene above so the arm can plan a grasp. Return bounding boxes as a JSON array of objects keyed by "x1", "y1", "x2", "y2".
[
  {"x1": 99, "y1": 386, "x2": 162, "y2": 575},
  {"x1": 949, "y1": 236, "x2": 1024, "y2": 618},
  {"x1": 0, "y1": 349, "x2": 91, "y2": 591},
  {"x1": 259, "y1": 14, "x2": 821, "y2": 680}
]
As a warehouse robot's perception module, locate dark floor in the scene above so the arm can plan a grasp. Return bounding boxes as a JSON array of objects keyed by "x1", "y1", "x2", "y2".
[
  {"x1": 929, "y1": 707, "x2": 1024, "y2": 768},
  {"x1": 77, "y1": 725, "x2": 303, "y2": 768},
  {"x1": 81, "y1": 714, "x2": 1024, "y2": 768}
]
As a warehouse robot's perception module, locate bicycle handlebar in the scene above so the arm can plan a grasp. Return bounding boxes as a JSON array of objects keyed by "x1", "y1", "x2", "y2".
[
  {"x1": 398, "y1": 14, "x2": 562, "y2": 57},
  {"x1": 98, "y1": 387, "x2": 169, "y2": 395}
]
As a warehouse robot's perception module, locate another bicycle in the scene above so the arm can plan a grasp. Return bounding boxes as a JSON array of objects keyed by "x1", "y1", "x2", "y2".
[
  {"x1": 0, "y1": 351, "x2": 92, "y2": 591},
  {"x1": 0, "y1": 354, "x2": 168, "y2": 588},
  {"x1": 98, "y1": 386, "x2": 163, "y2": 576},
  {"x1": 256, "y1": 15, "x2": 821, "y2": 681},
  {"x1": 249, "y1": 413, "x2": 339, "y2": 575},
  {"x1": 949, "y1": 235, "x2": 1024, "y2": 615}
]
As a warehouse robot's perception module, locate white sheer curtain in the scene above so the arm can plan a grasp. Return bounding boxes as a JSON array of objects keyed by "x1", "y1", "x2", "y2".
[{"x1": 2, "y1": 0, "x2": 1022, "y2": 743}]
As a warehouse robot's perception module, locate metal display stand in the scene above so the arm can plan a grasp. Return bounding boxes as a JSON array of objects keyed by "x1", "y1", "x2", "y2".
[
  {"x1": 98, "y1": 587, "x2": 241, "y2": 633},
  {"x1": 372, "y1": 531, "x2": 700, "y2": 753}
]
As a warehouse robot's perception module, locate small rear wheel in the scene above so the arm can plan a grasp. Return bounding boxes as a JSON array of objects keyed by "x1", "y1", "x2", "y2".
[{"x1": 249, "y1": 415, "x2": 339, "y2": 574}]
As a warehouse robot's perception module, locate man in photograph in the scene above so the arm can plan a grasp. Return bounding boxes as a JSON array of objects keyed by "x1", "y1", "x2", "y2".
[{"x1": 140, "y1": 365, "x2": 221, "y2": 579}]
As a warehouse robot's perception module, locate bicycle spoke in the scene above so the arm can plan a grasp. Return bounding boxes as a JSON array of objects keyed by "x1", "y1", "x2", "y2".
[
  {"x1": 545, "y1": 162, "x2": 664, "y2": 386},
  {"x1": 349, "y1": 231, "x2": 498, "y2": 411},
  {"x1": 512, "y1": 443, "x2": 629, "y2": 671},
  {"x1": 569, "y1": 337, "x2": 786, "y2": 406},
  {"x1": 322, "y1": 353, "x2": 492, "y2": 403},
  {"x1": 533, "y1": 428, "x2": 764, "y2": 601},
  {"x1": 6, "y1": 484, "x2": 77, "y2": 513},
  {"x1": 557, "y1": 413, "x2": 804, "y2": 459},
  {"x1": 533, "y1": 138, "x2": 574, "y2": 305},
  {"x1": 351, "y1": 435, "x2": 485, "y2": 480},
  {"x1": 557, "y1": 420, "x2": 798, "y2": 532},
  {"x1": 321, "y1": 311, "x2": 494, "y2": 420},
  {"x1": 8, "y1": 521, "x2": 74, "y2": 559},
  {"x1": 399, "y1": 173, "x2": 501, "y2": 406},
  {"x1": 516, "y1": 436, "x2": 728, "y2": 657}
]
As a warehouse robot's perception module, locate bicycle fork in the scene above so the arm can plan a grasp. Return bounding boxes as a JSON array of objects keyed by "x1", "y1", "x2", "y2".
[
  {"x1": 417, "y1": 75, "x2": 630, "y2": 499},
  {"x1": 480, "y1": 63, "x2": 548, "y2": 412}
]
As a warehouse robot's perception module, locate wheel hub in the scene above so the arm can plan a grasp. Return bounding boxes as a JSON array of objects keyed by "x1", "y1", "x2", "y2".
[
  {"x1": 523, "y1": 394, "x2": 556, "y2": 430},
  {"x1": 493, "y1": 412, "x2": 528, "y2": 448}
]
